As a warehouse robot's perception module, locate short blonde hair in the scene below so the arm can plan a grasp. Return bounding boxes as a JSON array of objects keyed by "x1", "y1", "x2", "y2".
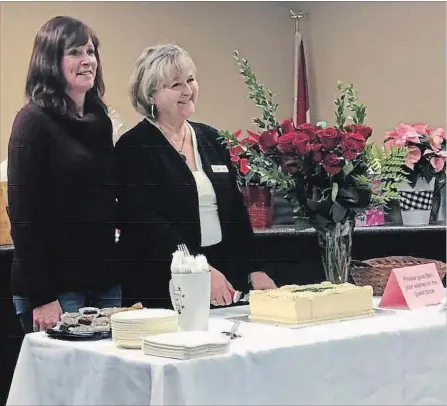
[{"x1": 129, "y1": 44, "x2": 196, "y2": 117}]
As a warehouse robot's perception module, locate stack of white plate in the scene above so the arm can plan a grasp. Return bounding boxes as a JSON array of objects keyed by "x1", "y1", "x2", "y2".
[
  {"x1": 142, "y1": 331, "x2": 230, "y2": 360},
  {"x1": 111, "y1": 308, "x2": 178, "y2": 349}
]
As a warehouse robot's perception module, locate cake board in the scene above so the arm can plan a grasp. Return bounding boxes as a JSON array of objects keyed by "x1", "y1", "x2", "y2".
[{"x1": 225, "y1": 307, "x2": 395, "y2": 329}]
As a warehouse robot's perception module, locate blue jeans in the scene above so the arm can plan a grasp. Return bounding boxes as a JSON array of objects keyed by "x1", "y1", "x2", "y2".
[{"x1": 13, "y1": 285, "x2": 122, "y2": 333}]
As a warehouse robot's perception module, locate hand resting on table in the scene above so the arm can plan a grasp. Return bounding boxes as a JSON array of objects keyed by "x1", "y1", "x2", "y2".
[{"x1": 33, "y1": 300, "x2": 63, "y2": 331}]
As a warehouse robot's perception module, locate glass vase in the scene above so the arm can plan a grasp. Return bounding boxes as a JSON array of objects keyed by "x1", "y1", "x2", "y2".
[{"x1": 316, "y1": 220, "x2": 353, "y2": 284}]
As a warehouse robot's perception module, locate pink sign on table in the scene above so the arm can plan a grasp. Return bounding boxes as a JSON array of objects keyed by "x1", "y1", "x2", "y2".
[
  {"x1": 355, "y1": 209, "x2": 385, "y2": 227},
  {"x1": 378, "y1": 263, "x2": 446, "y2": 310}
]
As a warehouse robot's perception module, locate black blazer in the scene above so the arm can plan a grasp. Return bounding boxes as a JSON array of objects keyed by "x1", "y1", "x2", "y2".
[{"x1": 115, "y1": 119, "x2": 257, "y2": 301}]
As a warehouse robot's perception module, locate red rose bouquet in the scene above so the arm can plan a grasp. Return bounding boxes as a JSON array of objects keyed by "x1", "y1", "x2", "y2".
[
  {"x1": 220, "y1": 52, "x2": 408, "y2": 283},
  {"x1": 221, "y1": 52, "x2": 407, "y2": 231},
  {"x1": 219, "y1": 127, "x2": 295, "y2": 189}
]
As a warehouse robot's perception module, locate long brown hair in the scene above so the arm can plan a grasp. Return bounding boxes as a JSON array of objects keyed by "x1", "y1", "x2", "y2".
[{"x1": 25, "y1": 16, "x2": 107, "y2": 115}]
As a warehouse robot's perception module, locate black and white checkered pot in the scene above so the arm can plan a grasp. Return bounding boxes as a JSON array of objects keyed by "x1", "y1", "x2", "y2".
[{"x1": 399, "y1": 178, "x2": 435, "y2": 226}]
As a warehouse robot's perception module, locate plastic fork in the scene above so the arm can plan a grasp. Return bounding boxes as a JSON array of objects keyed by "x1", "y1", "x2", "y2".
[
  {"x1": 178, "y1": 244, "x2": 190, "y2": 257},
  {"x1": 221, "y1": 320, "x2": 241, "y2": 340}
]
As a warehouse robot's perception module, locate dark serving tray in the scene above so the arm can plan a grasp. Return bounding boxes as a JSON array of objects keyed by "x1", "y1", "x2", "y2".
[{"x1": 46, "y1": 328, "x2": 111, "y2": 341}]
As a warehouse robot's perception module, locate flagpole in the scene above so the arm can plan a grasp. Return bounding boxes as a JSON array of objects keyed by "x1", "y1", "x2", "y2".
[
  {"x1": 289, "y1": 9, "x2": 304, "y2": 34},
  {"x1": 290, "y1": 10, "x2": 305, "y2": 127}
]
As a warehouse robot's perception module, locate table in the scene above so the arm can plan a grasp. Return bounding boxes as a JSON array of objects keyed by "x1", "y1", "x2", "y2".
[
  {"x1": 7, "y1": 301, "x2": 446, "y2": 406},
  {"x1": 3, "y1": 228, "x2": 445, "y2": 406}
]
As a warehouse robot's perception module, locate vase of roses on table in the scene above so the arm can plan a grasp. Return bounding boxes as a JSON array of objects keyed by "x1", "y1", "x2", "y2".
[{"x1": 220, "y1": 52, "x2": 407, "y2": 284}]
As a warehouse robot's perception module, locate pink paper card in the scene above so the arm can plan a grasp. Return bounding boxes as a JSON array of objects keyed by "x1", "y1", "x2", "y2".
[
  {"x1": 355, "y1": 209, "x2": 385, "y2": 227},
  {"x1": 379, "y1": 263, "x2": 446, "y2": 309}
]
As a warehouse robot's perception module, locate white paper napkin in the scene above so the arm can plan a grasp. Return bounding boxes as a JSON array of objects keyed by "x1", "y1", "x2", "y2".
[{"x1": 170, "y1": 246, "x2": 246, "y2": 303}]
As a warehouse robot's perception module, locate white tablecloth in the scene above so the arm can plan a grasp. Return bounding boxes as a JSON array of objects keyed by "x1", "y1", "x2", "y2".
[{"x1": 7, "y1": 302, "x2": 447, "y2": 406}]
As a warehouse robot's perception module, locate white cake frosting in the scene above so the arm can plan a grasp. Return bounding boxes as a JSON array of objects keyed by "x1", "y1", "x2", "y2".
[{"x1": 249, "y1": 281, "x2": 374, "y2": 324}]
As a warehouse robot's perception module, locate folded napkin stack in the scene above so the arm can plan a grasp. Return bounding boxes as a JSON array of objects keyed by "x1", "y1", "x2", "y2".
[{"x1": 142, "y1": 330, "x2": 230, "y2": 360}]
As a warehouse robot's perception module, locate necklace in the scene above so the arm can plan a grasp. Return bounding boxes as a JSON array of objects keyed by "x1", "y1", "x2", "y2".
[{"x1": 158, "y1": 122, "x2": 188, "y2": 161}]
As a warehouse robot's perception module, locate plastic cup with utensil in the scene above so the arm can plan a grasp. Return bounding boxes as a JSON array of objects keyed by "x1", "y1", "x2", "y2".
[{"x1": 169, "y1": 271, "x2": 211, "y2": 331}]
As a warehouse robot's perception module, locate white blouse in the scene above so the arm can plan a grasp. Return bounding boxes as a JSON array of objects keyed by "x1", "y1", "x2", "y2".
[{"x1": 188, "y1": 123, "x2": 223, "y2": 247}]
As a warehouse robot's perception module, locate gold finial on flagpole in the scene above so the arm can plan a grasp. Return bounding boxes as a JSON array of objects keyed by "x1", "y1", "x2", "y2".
[{"x1": 289, "y1": 9, "x2": 305, "y2": 33}]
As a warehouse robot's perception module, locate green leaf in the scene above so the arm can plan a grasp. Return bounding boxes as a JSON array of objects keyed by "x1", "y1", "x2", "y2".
[
  {"x1": 294, "y1": 217, "x2": 312, "y2": 230},
  {"x1": 245, "y1": 171, "x2": 255, "y2": 182},
  {"x1": 343, "y1": 162, "x2": 354, "y2": 176},
  {"x1": 316, "y1": 121, "x2": 327, "y2": 129},
  {"x1": 313, "y1": 214, "x2": 331, "y2": 231},
  {"x1": 338, "y1": 185, "x2": 360, "y2": 204},
  {"x1": 331, "y1": 182, "x2": 339, "y2": 202},
  {"x1": 331, "y1": 202, "x2": 347, "y2": 223}
]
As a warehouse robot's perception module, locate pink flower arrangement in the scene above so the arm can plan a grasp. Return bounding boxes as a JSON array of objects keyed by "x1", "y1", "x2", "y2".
[{"x1": 385, "y1": 123, "x2": 446, "y2": 187}]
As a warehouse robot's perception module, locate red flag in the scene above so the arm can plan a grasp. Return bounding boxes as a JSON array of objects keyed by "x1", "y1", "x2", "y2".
[{"x1": 293, "y1": 32, "x2": 310, "y2": 126}]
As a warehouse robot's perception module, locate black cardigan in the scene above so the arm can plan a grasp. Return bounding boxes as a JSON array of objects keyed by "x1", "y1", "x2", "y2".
[
  {"x1": 115, "y1": 119, "x2": 258, "y2": 299},
  {"x1": 8, "y1": 103, "x2": 119, "y2": 309}
]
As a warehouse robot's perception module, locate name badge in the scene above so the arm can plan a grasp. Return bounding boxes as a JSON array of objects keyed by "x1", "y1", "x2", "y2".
[{"x1": 211, "y1": 165, "x2": 229, "y2": 173}]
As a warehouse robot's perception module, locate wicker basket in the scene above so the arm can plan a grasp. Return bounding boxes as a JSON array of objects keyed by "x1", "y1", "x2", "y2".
[{"x1": 351, "y1": 256, "x2": 447, "y2": 296}]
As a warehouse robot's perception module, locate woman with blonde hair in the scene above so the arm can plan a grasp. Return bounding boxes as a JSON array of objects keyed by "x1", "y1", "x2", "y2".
[{"x1": 115, "y1": 44, "x2": 276, "y2": 308}]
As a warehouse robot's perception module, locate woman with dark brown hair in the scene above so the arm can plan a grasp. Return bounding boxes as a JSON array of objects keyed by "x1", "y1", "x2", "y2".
[{"x1": 8, "y1": 16, "x2": 121, "y2": 334}]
